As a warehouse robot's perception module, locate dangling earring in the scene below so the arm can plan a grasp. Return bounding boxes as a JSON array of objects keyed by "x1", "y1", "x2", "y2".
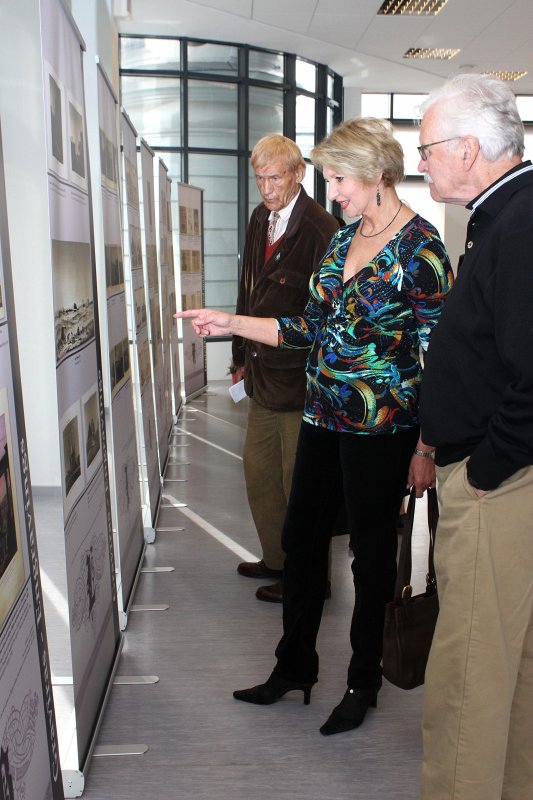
[{"x1": 376, "y1": 187, "x2": 381, "y2": 207}]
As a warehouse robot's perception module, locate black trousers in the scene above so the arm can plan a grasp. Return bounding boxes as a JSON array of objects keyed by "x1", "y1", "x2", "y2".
[{"x1": 274, "y1": 420, "x2": 419, "y2": 690}]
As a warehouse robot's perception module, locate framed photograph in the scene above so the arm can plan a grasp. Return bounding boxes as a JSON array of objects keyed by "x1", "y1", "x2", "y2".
[
  {"x1": 59, "y1": 401, "x2": 85, "y2": 518},
  {"x1": 82, "y1": 386, "x2": 102, "y2": 483},
  {"x1": 44, "y1": 63, "x2": 68, "y2": 181},
  {"x1": 67, "y1": 92, "x2": 87, "y2": 190},
  {"x1": 52, "y1": 239, "x2": 95, "y2": 365}
]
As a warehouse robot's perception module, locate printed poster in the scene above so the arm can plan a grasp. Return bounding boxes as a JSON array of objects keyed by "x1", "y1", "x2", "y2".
[
  {"x1": 177, "y1": 183, "x2": 206, "y2": 399},
  {"x1": 0, "y1": 120, "x2": 63, "y2": 799},
  {"x1": 121, "y1": 117, "x2": 160, "y2": 523},
  {"x1": 97, "y1": 64, "x2": 144, "y2": 611},
  {"x1": 41, "y1": 0, "x2": 120, "y2": 768},
  {"x1": 140, "y1": 141, "x2": 168, "y2": 471}
]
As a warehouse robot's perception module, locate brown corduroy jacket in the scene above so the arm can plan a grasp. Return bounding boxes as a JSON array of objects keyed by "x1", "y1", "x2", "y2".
[{"x1": 232, "y1": 188, "x2": 340, "y2": 411}]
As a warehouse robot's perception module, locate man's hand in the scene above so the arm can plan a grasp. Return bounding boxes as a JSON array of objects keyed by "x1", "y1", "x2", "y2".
[{"x1": 232, "y1": 366, "x2": 245, "y2": 385}]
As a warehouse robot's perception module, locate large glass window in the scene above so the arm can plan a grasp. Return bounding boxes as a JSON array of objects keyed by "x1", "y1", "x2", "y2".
[
  {"x1": 392, "y1": 94, "x2": 428, "y2": 120},
  {"x1": 361, "y1": 93, "x2": 391, "y2": 119},
  {"x1": 121, "y1": 75, "x2": 181, "y2": 147},
  {"x1": 249, "y1": 49, "x2": 284, "y2": 83},
  {"x1": 248, "y1": 86, "x2": 284, "y2": 149},
  {"x1": 187, "y1": 42, "x2": 239, "y2": 76},
  {"x1": 296, "y1": 59, "x2": 316, "y2": 92},
  {"x1": 120, "y1": 36, "x2": 343, "y2": 317},
  {"x1": 296, "y1": 95, "x2": 316, "y2": 159},
  {"x1": 517, "y1": 96, "x2": 533, "y2": 122},
  {"x1": 120, "y1": 36, "x2": 181, "y2": 71},
  {"x1": 188, "y1": 80, "x2": 238, "y2": 149}
]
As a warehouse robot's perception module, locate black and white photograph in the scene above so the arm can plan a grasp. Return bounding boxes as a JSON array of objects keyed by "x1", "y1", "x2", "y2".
[
  {"x1": 138, "y1": 338, "x2": 150, "y2": 391},
  {"x1": 129, "y1": 224, "x2": 142, "y2": 270},
  {"x1": 124, "y1": 154, "x2": 139, "y2": 210},
  {"x1": 62, "y1": 413, "x2": 82, "y2": 498},
  {"x1": 82, "y1": 388, "x2": 101, "y2": 475},
  {"x1": 99, "y1": 125, "x2": 118, "y2": 189},
  {"x1": 49, "y1": 73, "x2": 63, "y2": 165},
  {"x1": 52, "y1": 239, "x2": 95, "y2": 365},
  {"x1": 146, "y1": 243, "x2": 158, "y2": 290},
  {"x1": 109, "y1": 337, "x2": 131, "y2": 398},
  {"x1": 104, "y1": 243, "x2": 124, "y2": 295},
  {"x1": 134, "y1": 286, "x2": 146, "y2": 331},
  {"x1": 68, "y1": 94, "x2": 86, "y2": 188},
  {"x1": 44, "y1": 64, "x2": 68, "y2": 181},
  {"x1": 179, "y1": 204, "x2": 187, "y2": 235}
]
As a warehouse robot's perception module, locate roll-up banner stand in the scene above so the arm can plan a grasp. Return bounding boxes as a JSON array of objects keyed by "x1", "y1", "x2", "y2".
[
  {"x1": 0, "y1": 121, "x2": 65, "y2": 800},
  {"x1": 166, "y1": 178, "x2": 182, "y2": 416},
  {"x1": 121, "y1": 117, "x2": 160, "y2": 530},
  {"x1": 140, "y1": 140, "x2": 169, "y2": 475},
  {"x1": 156, "y1": 160, "x2": 174, "y2": 441},
  {"x1": 40, "y1": 0, "x2": 121, "y2": 792},
  {"x1": 96, "y1": 63, "x2": 145, "y2": 627},
  {"x1": 176, "y1": 183, "x2": 207, "y2": 401}
]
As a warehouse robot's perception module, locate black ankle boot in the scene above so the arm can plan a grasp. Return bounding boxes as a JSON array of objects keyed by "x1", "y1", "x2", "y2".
[
  {"x1": 319, "y1": 688, "x2": 378, "y2": 735},
  {"x1": 233, "y1": 672, "x2": 314, "y2": 706}
]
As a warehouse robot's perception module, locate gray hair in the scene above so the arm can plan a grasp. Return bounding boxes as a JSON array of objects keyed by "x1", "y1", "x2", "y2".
[{"x1": 419, "y1": 74, "x2": 524, "y2": 161}]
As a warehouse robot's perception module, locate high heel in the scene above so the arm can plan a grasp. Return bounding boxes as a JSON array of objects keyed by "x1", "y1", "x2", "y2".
[
  {"x1": 233, "y1": 672, "x2": 314, "y2": 706},
  {"x1": 319, "y1": 688, "x2": 378, "y2": 735}
]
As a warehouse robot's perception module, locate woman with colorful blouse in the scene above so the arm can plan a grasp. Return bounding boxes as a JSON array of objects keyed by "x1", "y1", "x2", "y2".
[{"x1": 176, "y1": 118, "x2": 453, "y2": 737}]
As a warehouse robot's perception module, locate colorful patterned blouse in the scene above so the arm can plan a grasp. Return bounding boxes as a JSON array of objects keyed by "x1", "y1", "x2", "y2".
[{"x1": 277, "y1": 215, "x2": 453, "y2": 435}]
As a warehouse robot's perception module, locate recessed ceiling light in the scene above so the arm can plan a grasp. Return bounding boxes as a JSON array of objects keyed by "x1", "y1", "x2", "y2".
[
  {"x1": 404, "y1": 47, "x2": 460, "y2": 60},
  {"x1": 483, "y1": 70, "x2": 528, "y2": 81},
  {"x1": 378, "y1": 0, "x2": 450, "y2": 15}
]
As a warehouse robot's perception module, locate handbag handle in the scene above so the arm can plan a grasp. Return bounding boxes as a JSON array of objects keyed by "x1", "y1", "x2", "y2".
[{"x1": 393, "y1": 487, "x2": 438, "y2": 600}]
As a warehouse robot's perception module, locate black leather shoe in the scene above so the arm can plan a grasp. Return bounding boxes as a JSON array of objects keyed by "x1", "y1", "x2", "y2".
[
  {"x1": 237, "y1": 559, "x2": 283, "y2": 579},
  {"x1": 256, "y1": 581, "x2": 283, "y2": 603},
  {"x1": 319, "y1": 688, "x2": 378, "y2": 735},
  {"x1": 233, "y1": 672, "x2": 314, "y2": 706}
]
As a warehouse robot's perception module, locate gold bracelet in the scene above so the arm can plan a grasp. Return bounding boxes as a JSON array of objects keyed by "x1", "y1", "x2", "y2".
[{"x1": 414, "y1": 448, "x2": 435, "y2": 459}]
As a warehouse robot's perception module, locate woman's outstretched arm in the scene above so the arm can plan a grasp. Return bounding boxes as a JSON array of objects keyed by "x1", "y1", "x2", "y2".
[{"x1": 175, "y1": 308, "x2": 278, "y2": 347}]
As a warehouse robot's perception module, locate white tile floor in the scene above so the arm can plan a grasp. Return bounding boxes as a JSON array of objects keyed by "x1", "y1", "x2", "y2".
[{"x1": 37, "y1": 381, "x2": 430, "y2": 800}]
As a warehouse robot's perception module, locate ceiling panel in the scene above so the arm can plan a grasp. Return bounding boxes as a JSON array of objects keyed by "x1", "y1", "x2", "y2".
[{"x1": 122, "y1": 0, "x2": 533, "y2": 94}]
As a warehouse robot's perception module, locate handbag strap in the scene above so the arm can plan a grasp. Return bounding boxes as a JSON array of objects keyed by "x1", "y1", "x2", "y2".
[
  {"x1": 426, "y1": 487, "x2": 438, "y2": 592},
  {"x1": 393, "y1": 487, "x2": 439, "y2": 599}
]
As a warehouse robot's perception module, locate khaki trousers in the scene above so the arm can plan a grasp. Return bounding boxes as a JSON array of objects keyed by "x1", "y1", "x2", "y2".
[
  {"x1": 421, "y1": 458, "x2": 533, "y2": 800},
  {"x1": 243, "y1": 399, "x2": 302, "y2": 571}
]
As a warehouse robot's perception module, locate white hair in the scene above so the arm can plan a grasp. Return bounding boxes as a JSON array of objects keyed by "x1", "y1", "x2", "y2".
[{"x1": 419, "y1": 74, "x2": 524, "y2": 162}]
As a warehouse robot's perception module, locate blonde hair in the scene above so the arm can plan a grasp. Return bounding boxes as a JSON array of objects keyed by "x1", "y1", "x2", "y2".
[
  {"x1": 311, "y1": 118, "x2": 404, "y2": 187},
  {"x1": 251, "y1": 135, "x2": 306, "y2": 174}
]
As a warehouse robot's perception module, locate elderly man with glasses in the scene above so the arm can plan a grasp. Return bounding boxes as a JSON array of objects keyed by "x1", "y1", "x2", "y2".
[{"x1": 417, "y1": 74, "x2": 533, "y2": 800}]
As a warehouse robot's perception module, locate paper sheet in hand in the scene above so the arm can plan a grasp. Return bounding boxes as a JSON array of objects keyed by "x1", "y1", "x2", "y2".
[{"x1": 229, "y1": 379, "x2": 247, "y2": 403}]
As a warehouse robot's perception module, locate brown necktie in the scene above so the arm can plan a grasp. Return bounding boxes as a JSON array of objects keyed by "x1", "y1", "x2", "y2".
[{"x1": 267, "y1": 211, "x2": 279, "y2": 246}]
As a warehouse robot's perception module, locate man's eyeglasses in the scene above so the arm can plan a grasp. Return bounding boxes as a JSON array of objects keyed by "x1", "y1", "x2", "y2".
[{"x1": 417, "y1": 137, "x2": 462, "y2": 161}]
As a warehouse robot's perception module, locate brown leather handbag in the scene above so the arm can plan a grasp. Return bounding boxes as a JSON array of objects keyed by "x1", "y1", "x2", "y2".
[{"x1": 382, "y1": 486, "x2": 439, "y2": 690}]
